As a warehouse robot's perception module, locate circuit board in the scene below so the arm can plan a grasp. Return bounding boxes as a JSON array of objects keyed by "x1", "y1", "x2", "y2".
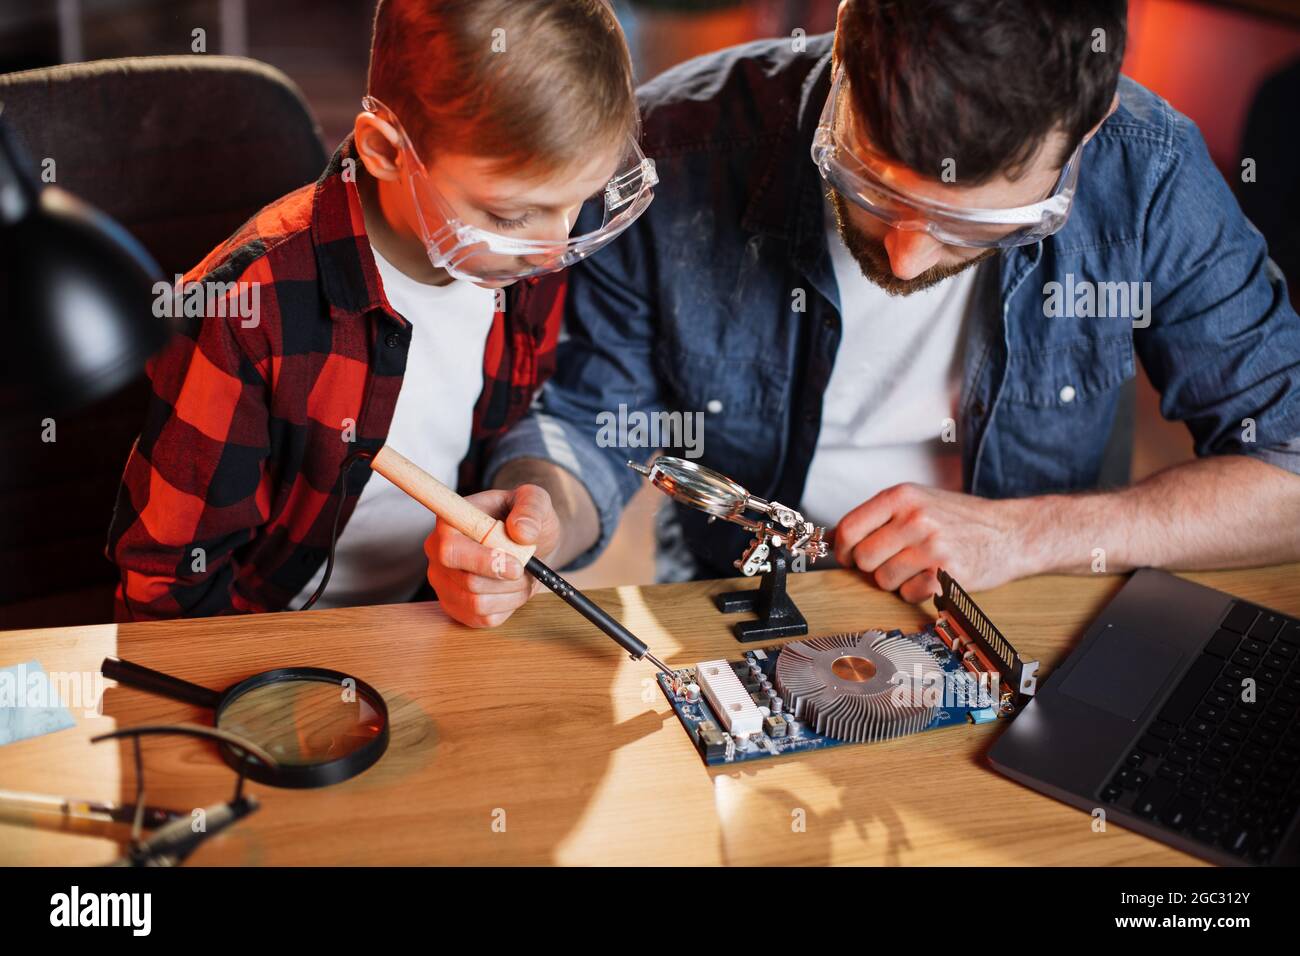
[
  {"x1": 658, "y1": 572, "x2": 1039, "y2": 766},
  {"x1": 659, "y1": 626, "x2": 1006, "y2": 766}
]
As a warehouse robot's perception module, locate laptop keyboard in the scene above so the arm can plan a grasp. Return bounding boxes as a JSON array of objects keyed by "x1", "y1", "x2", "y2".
[{"x1": 1101, "y1": 602, "x2": 1300, "y2": 863}]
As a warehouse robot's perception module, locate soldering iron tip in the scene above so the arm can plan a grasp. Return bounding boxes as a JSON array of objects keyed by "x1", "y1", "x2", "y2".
[{"x1": 643, "y1": 651, "x2": 675, "y2": 677}]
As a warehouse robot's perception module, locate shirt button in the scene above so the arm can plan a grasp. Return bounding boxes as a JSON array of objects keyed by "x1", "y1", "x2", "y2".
[
  {"x1": 706, "y1": 399, "x2": 723, "y2": 414},
  {"x1": 385, "y1": 332, "x2": 401, "y2": 349},
  {"x1": 1059, "y1": 385, "x2": 1077, "y2": 403}
]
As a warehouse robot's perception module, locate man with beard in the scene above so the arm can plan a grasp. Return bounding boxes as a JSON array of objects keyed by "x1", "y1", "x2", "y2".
[{"x1": 423, "y1": 0, "x2": 1300, "y2": 626}]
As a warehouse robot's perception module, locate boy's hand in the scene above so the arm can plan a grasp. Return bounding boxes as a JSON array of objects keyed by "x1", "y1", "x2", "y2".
[{"x1": 423, "y1": 484, "x2": 560, "y2": 628}]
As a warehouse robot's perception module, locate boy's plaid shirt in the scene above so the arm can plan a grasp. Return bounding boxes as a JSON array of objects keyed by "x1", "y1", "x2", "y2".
[{"x1": 107, "y1": 140, "x2": 566, "y2": 620}]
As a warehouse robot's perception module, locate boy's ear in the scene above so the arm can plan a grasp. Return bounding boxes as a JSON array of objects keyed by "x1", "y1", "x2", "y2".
[{"x1": 354, "y1": 111, "x2": 404, "y2": 181}]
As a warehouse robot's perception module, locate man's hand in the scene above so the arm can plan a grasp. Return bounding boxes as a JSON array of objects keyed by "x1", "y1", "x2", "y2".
[
  {"x1": 832, "y1": 458, "x2": 1300, "y2": 603},
  {"x1": 833, "y1": 483, "x2": 1028, "y2": 603},
  {"x1": 423, "y1": 484, "x2": 560, "y2": 628}
]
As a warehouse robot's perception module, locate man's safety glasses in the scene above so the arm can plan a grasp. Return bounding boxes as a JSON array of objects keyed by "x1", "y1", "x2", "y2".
[
  {"x1": 812, "y1": 65, "x2": 1083, "y2": 249},
  {"x1": 362, "y1": 96, "x2": 658, "y2": 283}
]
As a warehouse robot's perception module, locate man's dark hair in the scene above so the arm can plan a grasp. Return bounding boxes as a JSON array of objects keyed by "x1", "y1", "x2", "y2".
[{"x1": 839, "y1": 0, "x2": 1127, "y2": 184}]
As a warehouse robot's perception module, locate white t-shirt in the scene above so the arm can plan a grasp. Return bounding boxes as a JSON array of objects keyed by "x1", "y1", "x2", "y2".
[
  {"x1": 294, "y1": 245, "x2": 496, "y2": 609},
  {"x1": 801, "y1": 208, "x2": 983, "y2": 531}
]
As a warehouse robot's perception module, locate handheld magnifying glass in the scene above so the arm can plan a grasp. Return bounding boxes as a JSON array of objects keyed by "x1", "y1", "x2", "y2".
[{"x1": 101, "y1": 658, "x2": 389, "y2": 789}]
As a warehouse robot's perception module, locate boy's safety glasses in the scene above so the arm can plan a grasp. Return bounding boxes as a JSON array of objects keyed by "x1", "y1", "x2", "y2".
[
  {"x1": 362, "y1": 96, "x2": 658, "y2": 283},
  {"x1": 812, "y1": 66, "x2": 1082, "y2": 249}
]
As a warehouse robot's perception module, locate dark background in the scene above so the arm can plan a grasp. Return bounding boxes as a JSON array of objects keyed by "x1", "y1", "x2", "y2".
[{"x1": 1, "y1": 0, "x2": 1296, "y2": 170}]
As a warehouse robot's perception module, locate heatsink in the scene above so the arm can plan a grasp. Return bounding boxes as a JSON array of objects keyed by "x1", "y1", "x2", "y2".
[{"x1": 774, "y1": 631, "x2": 945, "y2": 743}]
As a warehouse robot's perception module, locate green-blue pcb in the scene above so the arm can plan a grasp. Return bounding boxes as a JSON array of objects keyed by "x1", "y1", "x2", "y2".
[{"x1": 658, "y1": 627, "x2": 999, "y2": 766}]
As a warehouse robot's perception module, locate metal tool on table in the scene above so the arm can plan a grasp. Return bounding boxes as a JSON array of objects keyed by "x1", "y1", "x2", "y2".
[
  {"x1": 369, "y1": 446, "x2": 675, "y2": 677},
  {"x1": 105, "y1": 793, "x2": 258, "y2": 867},
  {"x1": 87, "y1": 724, "x2": 273, "y2": 866},
  {"x1": 0, "y1": 789, "x2": 179, "y2": 829},
  {"x1": 629, "y1": 457, "x2": 829, "y2": 642}
]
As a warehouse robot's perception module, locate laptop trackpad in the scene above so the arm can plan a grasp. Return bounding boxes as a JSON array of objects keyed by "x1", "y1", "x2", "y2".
[{"x1": 1059, "y1": 626, "x2": 1183, "y2": 722}]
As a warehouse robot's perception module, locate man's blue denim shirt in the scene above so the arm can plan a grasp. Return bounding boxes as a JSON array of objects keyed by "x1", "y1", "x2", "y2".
[{"x1": 489, "y1": 34, "x2": 1300, "y2": 577}]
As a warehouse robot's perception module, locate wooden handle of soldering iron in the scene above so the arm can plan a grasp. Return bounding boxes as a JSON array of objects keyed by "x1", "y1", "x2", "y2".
[{"x1": 370, "y1": 446, "x2": 536, "y2": 567}]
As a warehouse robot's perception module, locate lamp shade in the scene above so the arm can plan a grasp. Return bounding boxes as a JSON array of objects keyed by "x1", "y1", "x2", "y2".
[{"x1": 0, "y1": 114, "x2": 168, "y2": 411}]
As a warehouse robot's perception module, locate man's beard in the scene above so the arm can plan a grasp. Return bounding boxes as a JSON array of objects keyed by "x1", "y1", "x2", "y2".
[{"x1": 827, "y1": 189, "x2": 994, "y2": 296}]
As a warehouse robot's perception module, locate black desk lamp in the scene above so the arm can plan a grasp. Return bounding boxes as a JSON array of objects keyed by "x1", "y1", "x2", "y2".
[{"x1": 0, "y1": 107, "x2": 168, "y2": 411}]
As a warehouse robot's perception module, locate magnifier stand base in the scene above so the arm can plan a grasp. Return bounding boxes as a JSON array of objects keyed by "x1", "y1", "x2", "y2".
[{"x1": 714, "y1": 552, "x2": 808, "y2": 643}]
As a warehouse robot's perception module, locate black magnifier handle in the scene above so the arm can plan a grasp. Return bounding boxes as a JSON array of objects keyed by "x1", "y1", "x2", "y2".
[
  {"x1": 101, "y1": 658, "x2": 223, "y2": 710},
  {"x1": 525, "y1": 558, "x2": 674, "y2": 676}
]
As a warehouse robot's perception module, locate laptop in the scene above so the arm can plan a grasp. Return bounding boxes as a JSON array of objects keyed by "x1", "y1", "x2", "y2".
[{"x1": 988, "y1": 567, "x2": 1300, "y2": 865}]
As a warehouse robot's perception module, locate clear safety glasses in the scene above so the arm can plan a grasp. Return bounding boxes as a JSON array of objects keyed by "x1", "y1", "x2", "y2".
[
  {"x1": 362, "y1": 96, "x2": 658, "y2": 283},
  {"x1": 812, "y1": 66, "x2": 1083, "y2": 249}
]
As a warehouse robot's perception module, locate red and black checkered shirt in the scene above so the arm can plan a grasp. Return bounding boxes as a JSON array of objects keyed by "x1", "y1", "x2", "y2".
[{"x1": 107, "y1": 140, "x2": 565, "y2": 620}]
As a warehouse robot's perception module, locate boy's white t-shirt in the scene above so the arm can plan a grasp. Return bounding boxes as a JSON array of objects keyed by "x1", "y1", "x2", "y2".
[{"x1": 293, "y1": 245, "x2": 496, "y2": 609}]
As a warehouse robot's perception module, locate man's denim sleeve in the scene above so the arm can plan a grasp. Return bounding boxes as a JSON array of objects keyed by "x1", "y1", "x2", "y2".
[
  {"x1": 1137, "y1": 113, "x2": 1300, "y2": 474},
  {"x1": 487, "y1": 210, "x2": 665, "y2": 570}
]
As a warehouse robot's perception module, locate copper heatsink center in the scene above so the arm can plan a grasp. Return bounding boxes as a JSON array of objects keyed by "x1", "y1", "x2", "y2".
[{"x1": 830, "y1": 655, "x2": 877, "y2": 682}]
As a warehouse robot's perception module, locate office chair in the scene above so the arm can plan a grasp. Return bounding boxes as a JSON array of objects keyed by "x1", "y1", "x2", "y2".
[{"x1": 0, "y1": 55, "x2": 328, "y2": 627}]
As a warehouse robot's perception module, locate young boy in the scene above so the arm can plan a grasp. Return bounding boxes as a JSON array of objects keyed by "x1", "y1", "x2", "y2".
[{"x1": 108, "y1": 0, "x2": 647, "y2": 618}]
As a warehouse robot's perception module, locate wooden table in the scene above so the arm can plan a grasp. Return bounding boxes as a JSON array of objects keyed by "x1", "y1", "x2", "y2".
[{"x1": 3, "y1": 565, "x2": 1299, "y2": 866}]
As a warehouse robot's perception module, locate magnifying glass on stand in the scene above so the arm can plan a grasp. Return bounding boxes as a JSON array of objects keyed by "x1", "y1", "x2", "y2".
[{"x1": 629, "y1": 457, "x2": 829, "y2": 642}]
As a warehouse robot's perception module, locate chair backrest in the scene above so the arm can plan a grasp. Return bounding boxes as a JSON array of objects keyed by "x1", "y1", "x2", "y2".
[{"x1": 0, "y1": 55, "x2": 328, "y2": 627}]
